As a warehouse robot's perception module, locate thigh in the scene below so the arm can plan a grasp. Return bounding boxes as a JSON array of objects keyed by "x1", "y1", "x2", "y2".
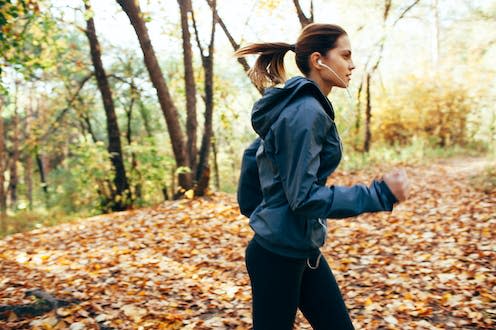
[
  {"x1": 245, "y1": 239, "x2": 306, "y2": 330},
  {"x1": 298, "y1": 256, "x2": 355, "y2": 330}
]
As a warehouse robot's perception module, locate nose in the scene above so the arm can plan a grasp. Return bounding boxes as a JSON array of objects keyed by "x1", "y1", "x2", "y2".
[{"x1": 349, "y1": 60, "x2": 356, "y2": 71}]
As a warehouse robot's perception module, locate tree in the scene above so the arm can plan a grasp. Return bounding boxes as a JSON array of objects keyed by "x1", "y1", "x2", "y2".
[
  {"x1": 191, "y1": 0, "x2": 217, "y2": 196},
  {"x1": 0, "y1": 96, "x2": 6, "y2": 234},
  {"x1": 356, "y1": 0, "x2": 421, "y2": 152},
  {"x1": 83, "y1": 0, "x2": 130, "y2": 211},
  {"x1": 178, "y1": 0, "x2": 198, "y2": 178},
  {"x1": 116, "y1": 0, "x2": 192, "y2": 192},
  {"x1": 7, "y1": 80, "x2": 20, "y2": 209}
]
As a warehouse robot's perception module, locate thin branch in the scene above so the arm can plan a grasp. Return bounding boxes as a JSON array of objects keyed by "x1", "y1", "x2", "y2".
[
  {"x1": 392, "y1": 0, "x2": 421, "y2": 26},
  {"x1": 208, "y1": 0, "x2": 216, "y2": 56},
  {"x1": 293, "y1": 0, "x2": 312, "y2": 27},
  {"x1": 190, "y1": 9, "x2": 206, "y2": 64},
  {"x1": 38, "y1": 73, "x2": 93, "y2": 142},
  {"x1": 384, "y1": 0, "x2": 392, "y2": 21},
  {"x1": 205, "y1": 0, "x2": 262, "y2": 94}
]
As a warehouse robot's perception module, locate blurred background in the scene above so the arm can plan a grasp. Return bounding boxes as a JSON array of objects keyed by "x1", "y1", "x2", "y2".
[{"x1": 0, "y1": 0, "x2": 495, "y2": 236}]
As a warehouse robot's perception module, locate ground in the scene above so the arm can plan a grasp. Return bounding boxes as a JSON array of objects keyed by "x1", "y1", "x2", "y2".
[{"x1": 0, "y1": 157, "x2": 495, "y2": 329}]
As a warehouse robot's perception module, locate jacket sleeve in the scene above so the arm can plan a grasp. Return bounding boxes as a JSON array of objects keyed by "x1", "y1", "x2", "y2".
[
  {"x1": 237, "y1": 138, "x2": 263, "y2": 218},
  {"x1": 271, "y1": 105, "x2": 397, "y2": 220}
]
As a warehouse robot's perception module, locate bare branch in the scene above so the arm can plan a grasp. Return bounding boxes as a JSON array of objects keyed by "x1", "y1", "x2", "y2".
[
  {"x1": 392, "y1": 0, "x2": 421, "y2": 26},
  {"x1": 205, "y1": 0, "x2": 262, "y2": 94},
  {"x1": 384, "y1": 0, "x2": 392, "y2": 21},
  {"x1": 293, "y1": 0, "x2": 313, "y2": 27},
  {"x1": 190, "y1": 9, "x2": 206, "y2": 63}
]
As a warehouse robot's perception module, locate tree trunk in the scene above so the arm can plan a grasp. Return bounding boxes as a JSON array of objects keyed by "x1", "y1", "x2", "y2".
[
  {"x1": 35, "y1": 152, "x2": 49, "y2": 207},
  {"x1": 124, "y1": 88, "x2": 142, "y2": 202},
  {"x1": 211, "y1": 134, "x2": 220, "y2": 191},
  {"x1": 192, "y1": 0, "x2": 216, "y2": 196},
  {"x1": 116, "y1": 0, "x2": 192, "y2": 191},
  {"x1": 24, "y1": 153, "x2": 33, "y2": 210},
  {"x1": 138, "y1": 99, "x2": 153, "y2": 138},
  {"x1": 84, "y1": 0, "x2": 130, "y2": 211},
  {"x1": 178, "y1": 0, "x2": 198, "y2": 176},
  {"x1": 0, "y1": 100, "x2": 7, "y2": 235},
  {"x1": 364, "y1": 73, "x2": 372, "y2": 152},
  {"x1": 24, "y1": 89, "x2": 34, "y2": 210},
  {"x1": 8, "y1": 82, "x2": 20, "y2": 210}
]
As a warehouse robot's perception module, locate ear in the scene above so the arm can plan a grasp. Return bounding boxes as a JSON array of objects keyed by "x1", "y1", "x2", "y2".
[{"x1": 309, "y1": 52, "x2": 322, "y2": 70}]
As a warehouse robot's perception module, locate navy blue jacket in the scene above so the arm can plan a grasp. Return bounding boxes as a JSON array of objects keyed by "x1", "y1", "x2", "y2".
[{"x1": 237, "y1": 76, "x2": 397, "y2": 258}]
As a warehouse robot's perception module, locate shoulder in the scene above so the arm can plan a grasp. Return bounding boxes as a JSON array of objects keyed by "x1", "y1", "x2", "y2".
[{"x1": 281, "y1": 94, "x2": 332, "y2": 128}]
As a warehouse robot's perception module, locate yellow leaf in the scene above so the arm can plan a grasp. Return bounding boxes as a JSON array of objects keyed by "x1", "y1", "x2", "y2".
[{"x1": 185, "y1": 189, "x2": 194, "y2": 199}]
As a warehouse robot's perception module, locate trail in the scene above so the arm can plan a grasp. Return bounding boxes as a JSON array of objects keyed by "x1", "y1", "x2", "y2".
[{"x1": 0, "y1": 157, "x2": 494, "y2": 329}]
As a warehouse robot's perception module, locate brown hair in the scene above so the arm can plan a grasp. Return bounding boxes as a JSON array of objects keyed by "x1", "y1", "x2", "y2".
[{"x1": 235, "y1": 23, "x2": 347, "y2": 90}]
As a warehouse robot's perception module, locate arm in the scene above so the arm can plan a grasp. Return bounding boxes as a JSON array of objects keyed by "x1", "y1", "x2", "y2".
[
  {"x1": 271, "y1": 105, "x2": 397, "y2": 219},
  {"x1": 237, "y1": 138, "x2": 263, "y2": 217}
]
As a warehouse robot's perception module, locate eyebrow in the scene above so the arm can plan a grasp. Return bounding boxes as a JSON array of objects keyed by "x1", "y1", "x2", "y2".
[{"x1": 341, "y1": 50, "x2": 352, "y2": 55}]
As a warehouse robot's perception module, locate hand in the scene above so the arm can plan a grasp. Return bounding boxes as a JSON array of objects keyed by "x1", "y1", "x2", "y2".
[{"x1": 382, "y1": 169, "x2": 410, "y2": 202}]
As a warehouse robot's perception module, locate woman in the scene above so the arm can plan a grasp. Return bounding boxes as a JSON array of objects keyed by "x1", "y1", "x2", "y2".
[{"x1": 236, "y1": 23, "x2": 410, "y2": 329}]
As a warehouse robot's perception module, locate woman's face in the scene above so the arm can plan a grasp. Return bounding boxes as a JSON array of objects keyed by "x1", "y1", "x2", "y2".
[{"x1": 320, "y1": 35, "x2": 355, "y2": 88}]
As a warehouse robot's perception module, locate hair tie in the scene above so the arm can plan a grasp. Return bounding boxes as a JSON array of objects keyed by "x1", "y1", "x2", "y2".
[{"x1": 289, "y1": 44, "x2": 296, "y2": 52}]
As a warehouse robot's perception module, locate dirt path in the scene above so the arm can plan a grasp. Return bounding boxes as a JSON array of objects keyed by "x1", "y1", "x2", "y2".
[{"x1": 1, "y1": 157, "x2": 494, "y2": 329}]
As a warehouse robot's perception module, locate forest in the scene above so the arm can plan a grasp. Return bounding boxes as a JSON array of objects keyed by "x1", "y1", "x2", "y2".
[{"x1": 0, "y1": 0, "x2": 495, "y2": 329}]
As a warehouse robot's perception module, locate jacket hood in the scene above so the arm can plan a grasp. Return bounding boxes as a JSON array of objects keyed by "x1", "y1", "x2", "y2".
[{"x1": 251, "y1": 76, "x2": 335, "y2": 139}]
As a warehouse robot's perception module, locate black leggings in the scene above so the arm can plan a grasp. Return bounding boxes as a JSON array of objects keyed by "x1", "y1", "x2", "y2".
[{"x1": 245, "y1": 239, "x2": 355, "y2": 330}]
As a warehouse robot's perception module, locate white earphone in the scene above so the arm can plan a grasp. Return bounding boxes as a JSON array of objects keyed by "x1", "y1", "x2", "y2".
[
  {"x1": 317, "y1": 59, "x2": 348, "y2": 87},
  {"x1": 317, "y1": 59, "x2": 354, "y2": 137}
]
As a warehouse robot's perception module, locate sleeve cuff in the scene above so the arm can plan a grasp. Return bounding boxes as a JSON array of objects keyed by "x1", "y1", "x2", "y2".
[{"x1": 378, "y1": 180, "x2": 398, "y2": 205}]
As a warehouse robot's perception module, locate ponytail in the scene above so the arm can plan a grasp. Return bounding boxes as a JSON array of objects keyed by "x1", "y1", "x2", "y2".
[
  {"x1": 235, "y1": 42, "x2": 294, "y2": 90},
  {"x1": 235, "y1": 24, "x2": 347, "y2": 91}
]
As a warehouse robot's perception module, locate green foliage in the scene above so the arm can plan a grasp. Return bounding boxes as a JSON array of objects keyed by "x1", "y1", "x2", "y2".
[
  {"x1": 0, "y1": 208, "x2": 90, "y2": 239},
  {"x1": 49, "y1": 139, "x2": 113, "y2": 213},
  {"x1": 123, "y1": 139, "x2": 176, "y2": 205},
  {"x1": 0, "y1": 0, "x2": 57, "y2": 80},
  {"x1": 341, "y1": 137, "x2": 489, "y2": 171}
]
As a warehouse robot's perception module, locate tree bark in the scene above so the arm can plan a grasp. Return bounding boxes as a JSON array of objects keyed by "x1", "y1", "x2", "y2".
[
  {"x1": 35, "y1": 152, "x2": 49, "y2": 207},
  {"x1": 0, "y1": 99, "x2": 7, "y2": 234},
  {"x1": 22, "y1": 86, "x2": 34, "y2": 210},
  {"x1": 211, "y1": 134, "x2": 220, "y2": 191},
  {"x1": 7, "y1": 81, "x2": 20, "y2": 210},
  {"x1": 364, "y1": 73, "x2": 372, "y2": 152},
  {"x1": 178, "y1": 0, "x2": 198, "y2": 176},
  {"x1": 24, "y1": 109, "x2": 33, "y2": 210},
  {"x1": 292, "y1": 0, "x2": 313, "y2": 27},
  {"x1": 192, "y1": 0, "x2": 216, "y2": 196},
  {"x1": 84, "y1": 0, "x2": 130, "y2": 211},
  {"x1": 116, "y1": 0, "x2": 192, "y2": 191}
]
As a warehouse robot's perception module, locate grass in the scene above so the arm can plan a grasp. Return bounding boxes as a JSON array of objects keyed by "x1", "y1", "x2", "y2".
[
  {"x1": 341, "y1": 138, "x2": 493, "y2": 171},
  {"x1": 0, "y1": 208, "x2": 92, "y2": 239}
]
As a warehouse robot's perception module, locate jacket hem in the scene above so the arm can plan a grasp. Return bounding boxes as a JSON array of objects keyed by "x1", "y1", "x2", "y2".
[{"x1": 253, "y1": 234, "x2": 321, "y2": 259}]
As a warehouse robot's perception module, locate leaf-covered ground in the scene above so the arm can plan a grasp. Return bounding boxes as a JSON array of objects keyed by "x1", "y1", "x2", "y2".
[{"x1": 1, "y1": 157, "x2": 495, "y2": 329}]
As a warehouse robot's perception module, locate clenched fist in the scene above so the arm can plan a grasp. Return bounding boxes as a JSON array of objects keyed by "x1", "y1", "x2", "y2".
[{"x1": 383, "y1": 169, "x2": 410, "y2": 202}]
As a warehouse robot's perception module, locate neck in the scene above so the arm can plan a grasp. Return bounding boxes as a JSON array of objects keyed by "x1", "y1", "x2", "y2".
[{"x1": 306, "y1": 72, "x2": 332, "y2": 95}]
